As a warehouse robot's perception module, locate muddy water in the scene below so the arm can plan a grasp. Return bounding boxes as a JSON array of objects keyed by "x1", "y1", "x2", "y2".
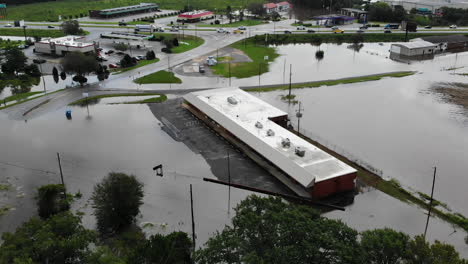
[{"x1": 0, "y1": 102, "x2": 251, "y2": 246}]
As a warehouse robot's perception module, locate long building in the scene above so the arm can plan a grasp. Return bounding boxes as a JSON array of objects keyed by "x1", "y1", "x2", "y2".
[
  {"x1": 184, "y1": 88, "x2": 357, "y2": 199},
  {"x1": 177, "y1": 10, "x2": 214, "y2": 23},
  {"x1": 89, "y1": 3, "x2": 158, "y2": 19},
  {"x1": 34, "y1": 36, "x2": 97, "y2": 56}
]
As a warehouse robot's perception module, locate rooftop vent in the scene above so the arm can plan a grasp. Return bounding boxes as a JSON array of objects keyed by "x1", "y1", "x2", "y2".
[
  {"x1": 255, "y1": 121, "x2": 263, "y2": 129},
  {"x1": 281, "y1": 138, "x2": 291, "y2": 148},
  {"x1": 227, "y1": 96, "x2": 238, "y2": 105},
  {"x1": 295, "y1": 147, "x2": 305, "y2": 157},
  {"x1": 266, "y1": 129, "x2": 275, "y2": 137}
]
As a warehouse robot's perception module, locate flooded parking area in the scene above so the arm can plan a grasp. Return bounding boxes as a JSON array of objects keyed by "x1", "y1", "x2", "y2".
[{"x1": 0, "y1": 101, "x2": 257, "y2": 245}]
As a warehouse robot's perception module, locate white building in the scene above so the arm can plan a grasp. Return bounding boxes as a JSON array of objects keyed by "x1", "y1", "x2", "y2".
[
  {"x1": 184, "y1": 88, "x2": 357, "y2": 198},
  {"x1": 34, "y1": 36, "x2": 97, "y2": 56},
  {"x1": 390, "y1": 41, "x2": 437, "y2": 56}
]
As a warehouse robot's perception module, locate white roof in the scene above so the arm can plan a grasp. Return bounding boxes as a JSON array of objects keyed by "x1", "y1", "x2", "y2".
[
  {"x1": 38, "y1": 36, "x2": 93, "y2": 47},
  {"x1": 393, "y1": 40, "x2": 436, "y2": 49},
  {"x1": 184, "y1": 88, "x2": 356, "y2": 188}
]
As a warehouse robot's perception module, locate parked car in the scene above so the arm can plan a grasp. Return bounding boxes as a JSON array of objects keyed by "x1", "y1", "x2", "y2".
[
  {"x1": 116, "y1": 51, "x2": 125, "y2": 55},
  {"x1": 4, "y1": 24, "x2": 12, "y2": 27},
  {"x1": 238, "y1": 26, "x2": 247, "y2": 30},
  {"x1": 136, "y1": 55, "x2": 146, "y2": 60},
  {"x1": 47, "y1": 25, "x2": 55, "y2": 29},
  {"x1": 297, "y1": 26, "x2": 306, "y2": 30},
  {"x1": 33, "y1": 59, "x2": 46, "y2": 64},
  {"x1": 217, "y1": 28, "x2": 225, "y2": 33},
  {"x1": 333, "y1": 29, "x2": 344, "y2": 34},
  {"x1": 307, "y1": 29, "x2": 316, "y2": 33},
  {"x1": 450, "y1": 24, "x2": 457, "y2": 29},
  {"x1": 284, "y1": 30, "x2": 292, "y2": 34},
  {"x1": 97, "y1": 57, "x2": 108, "y2": 62},
  {"x1": 155, "y1": 27, "x2": 164, "y2": 32},
  {"x1": 384, "y1": 29, "x2": 392, "y2": 33},
  {"x1": 105, "y1": 50, "x2": 114, "y2": 55},
  {"x1": 424, "y1": 25, "x2": 432, "y2": 29},
  {"x1": 170, "y1": 27, "x2": 179, "y2": 32},
  {"x1": 108, "y1": 63, "x2": 118, "y2": 68},
  {"x1": 199, "y1": 65, "x2": 205, "y2": 73}
]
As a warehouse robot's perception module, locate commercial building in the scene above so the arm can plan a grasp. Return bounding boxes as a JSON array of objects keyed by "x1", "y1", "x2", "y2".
[
  {"x1": 263, "y1": 2, "x2": 291, "y2": 13},
  {"x1": 413, "y1": 35, "x2": 468, "y2": 51},
  {"x1": 390, "y1": 41, "x2": 436, "y2": 56},
  {"x1": 177, "y1": 10, "x2": 214, "y2": 23},
  {"x1": 34, "y1": 36, "x2": 97, "y2": 56},
  {"x1": 100, "y1": 32, "x2": 153, "y2": 40},
  {"x1": 89, "y1": 3, "x2": 158, "y2": 19},
  {"x1": 340, "y1": 8, "x2": 368, "y2": 23},
  {"x1": 184, "y1": 88, "x2": 357, "y2": 199},
  {"x1": 312, "y1": 14, "x2": 355, "y2": 26}
]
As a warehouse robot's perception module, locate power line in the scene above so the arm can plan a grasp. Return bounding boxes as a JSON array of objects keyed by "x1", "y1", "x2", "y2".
[{"x1": 0, "y1": 160, "x2": 57, "y2": 175}]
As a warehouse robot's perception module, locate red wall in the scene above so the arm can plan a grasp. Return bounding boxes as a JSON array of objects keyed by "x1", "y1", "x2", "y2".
[{"x1": 311, "y1": 172, "x2": 356, "y2": 198}]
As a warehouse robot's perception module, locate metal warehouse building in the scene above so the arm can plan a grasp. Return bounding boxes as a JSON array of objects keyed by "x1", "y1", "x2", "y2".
[
  {"x1": 390, "y1": 41, "x2": 437, "y2": 57},
  {"x1": 89, "y1": 3, "x2": 158, "y2": 19},
  {"x1": 413, "y1": 35, "x2": 468, "y2": 51},
  {"x1": 184, "y1": 88, "x2": 357, "y2": 199}
]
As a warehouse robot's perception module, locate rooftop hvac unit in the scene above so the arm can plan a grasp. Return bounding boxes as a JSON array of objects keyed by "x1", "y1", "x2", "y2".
[
  {"x1": 227, "y1": 96, "x2": 238, "y2": 105},
  {"x1": 266, "y1": 129, "x2": 275, "y2": 136},
  {"x1": 255, "y1": 121, "x2": 263, "y2": 129},
  {"x1": 295, "y1": 147, "x2": 305, "y2": 157},
  {"x1": 281, "y1": 138, "x2": 291, "y2": 148}
]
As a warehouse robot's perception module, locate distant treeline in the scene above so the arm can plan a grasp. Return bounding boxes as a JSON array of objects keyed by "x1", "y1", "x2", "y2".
[{"x1": 2, "y1": 0, "x2": 57, "y2": 5}]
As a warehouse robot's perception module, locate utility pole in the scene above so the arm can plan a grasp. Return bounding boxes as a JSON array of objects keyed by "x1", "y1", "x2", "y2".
[
  {"x1": 227, "y1": 149, "x2": 231, "y2": 215},
  {"x1": 288, "y1": 64, "x2": 292, "y2": 99},
  {"x1": 228, "y1": 61, "x2": 231, "y2": 86},
  {"x1": 38, "y1": 63, "x2": 46, "y2": 93},
  {"x1": 424, "y1": 166, "x2": 437, "y2": 240},
  {"x1": 168, "y1": 54, "x2": 171, "y2": 71},
  {"x1": 283, "y1": 59, "x2": 286, "y2": 84},
  {"x1": 22, "y1": 25, "x2": 27, "y2": 42},
  {"x1": 258, "y1": 63, "x2": 261, "y2": 88},
  {"x1": 296, "y1": 102, "x2": 303, "y2": 135},
  {"x1": 56, "y1": 153, "x2": 66, "y2": 198},
  {"x1": 190, "y1": 184, "x2": 196, "y2": 253}
]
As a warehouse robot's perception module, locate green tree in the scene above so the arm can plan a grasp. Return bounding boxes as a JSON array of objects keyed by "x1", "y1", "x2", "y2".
[
  {"x1": 142, "y1": 232, "x2": 192, "y2": 264},
  {"x1": 196, "y1": 195, "x2": 363, "y2": 264},
  {"x1": 405, "y1": 235, "x2": 466, "y2": 264},
  {"x1": 61, "y1": 20, "x2": 84, "y2": 35},
  {"x1": 91, "y1": 172, "x2": 144, "y2": 235},
  {"x1": 114, "y1": 43, "x2": 128, "y2": 51},
  {"x1": 1, "y1": 47, "x2": 27, "y2": 76},
  {"x1": 146, "y1": 50, "x2": 156, "y2": 60},
  {"x1": 0, "y1": 212, "x2": 96, "y2": 264},
  {"x1": 360, "y1": 228, "x2": 409, "y2": 264},
  {"x1": 120, "y1": 54, "x2": 137, "y2": 68},
  {"x1": 61, "y1": 51, "x2": 99, "y2": 86},
  {"x1": 368, "y1": 2, "x2": 393, "y2": 22},
  {"x1": 86, "y1": 246, "x2": 126, "y2": 264},
  {"x1": 226, "y1": 5, "x2": 233, "y2": 24},
  {"x1": 37, "y1": 184, "x2": 70, "y2": 219}
]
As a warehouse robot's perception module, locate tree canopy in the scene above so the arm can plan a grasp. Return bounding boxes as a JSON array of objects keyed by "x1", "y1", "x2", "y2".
[
  {"x1": 196, "y1": 195, "x2": 467, "y2": 264},
  {"x1": 61, "y1": 20, "x2": 84, "y2": 35},
  {"x1": 0, "y1": 212, "x2": 96, "y2": 264},
  {"x1": 91, "y1": 172, "x2": 144, "y2": 235}
]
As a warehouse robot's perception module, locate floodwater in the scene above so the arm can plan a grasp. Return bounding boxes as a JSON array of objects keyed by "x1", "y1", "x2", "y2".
[{"x1": 0, "y1": 102, "x2": 253, "y2": 247}]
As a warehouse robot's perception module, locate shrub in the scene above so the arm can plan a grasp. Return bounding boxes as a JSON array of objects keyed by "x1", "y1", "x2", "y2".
[
  {"x1": 37, "y1": 184, "x2": 70, "y2": 219},
  {"x1": 161, "y1": 47, "x2": 172, "y2": 53}
]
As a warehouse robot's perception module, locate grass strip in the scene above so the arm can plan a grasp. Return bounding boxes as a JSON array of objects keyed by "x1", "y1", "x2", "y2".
[
  {"x1": 2, "y1": 91, "x2": 43, "y2": 103},
  {"x1": 172, "y1": 36, "x2": 205, "y2": 53},
  {"x1": 112, "y1": 58, "x2": 160, "y2": 74},
  {"x1": 0, "y1": 89, "x2": 64, "y2": 110},
  {"x1": 248, "y1": 71, "x2": 416, "y2": 92},
  {"x1": 68, "y1": 92, "x2": 164, "y2": 105},
  {"x1": 134, "y1": 70, "x2": 182, "y2": 84},
  {"x1": 211, "y1": 42, "x2": 279, "y2": 79},
  {"x1": 0, "y1": 28, "x2": 66, "y2": 38}
]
